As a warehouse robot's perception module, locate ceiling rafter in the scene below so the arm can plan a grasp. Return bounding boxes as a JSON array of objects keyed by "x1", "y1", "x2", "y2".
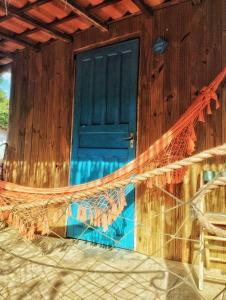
[
  {"x1": 0, "y1": 0, "x2": 124, "y2": 45},
  {"x1": 0, "y1": 0, "x2": 193, "y2": 64},
  {"x1": 0, "y1": 0, "x2": 51, "y2": 23},
  {"x1": 0, "y1": 1, "x2": 72, "y2": 42},
  {"x1": 0, "y1": 50, "x2": 14, "y2": 59},
  {"x1": 59, "y1": 0, "x2": 108, "y2": 32},
  {"x1": 153, "y1": 0, "x2": 191, "y2": 10},
  {"x1": 131, "y1": 0, "x2": 153, "y2": 16},
  {"x1": 19, "y1": 0, "x2": 123, "y2": 39},
  {"x1": 18, "y1": 12, "x2": 77, "y2": 39},
  {"x1": 0, "y1": 0, "x2": 130, "y2": 55},
  {"x1": 0, "y1": 28, "x2": 37, "y2": 49}
]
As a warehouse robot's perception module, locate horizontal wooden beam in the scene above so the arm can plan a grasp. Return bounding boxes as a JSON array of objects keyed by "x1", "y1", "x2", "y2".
[
  {"x1": 0, "y1": 29, "x2": 37, "y2": 49},
  {"x1": 0, "y1": 0, "x2": 51, "y2": 23},
  {"x1": 131, "y1": 0, "x2": 153, "y2": 16},
  {"x1": 19, "y1": 1, "x2": 121, "y2": 39},
  {"x1": 18, "y1": 12, "x2": 77, "y2": 39},
  {"x1": 0, "y1": 2, "x2": 72, "y2": 42},
  {"x1": 153, "y1": 0, "x2": 191, "y2": 10},
  {"x1": 0, "y1": 51, "x2": 14, "y2": 59},
  {"x1": 59, "y1": 0, "x2": 108, "y2": 32}
]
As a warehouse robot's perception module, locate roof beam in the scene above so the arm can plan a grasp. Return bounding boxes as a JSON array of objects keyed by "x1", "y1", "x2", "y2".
[
  {"x1": 19, "y1": 0, "x2": 130, "y2": 39},
  {"x1": 2, "y1": 0, "x2": 119, "y2": 40},
  {"x1": 153, "y1": 0, "x2": 190, "y2": 10},
  {"x1": 59, "y1": 0, "x2": 108, "y2": 32},
  {"x1": 0, "y1": 29, "x2": 37, "y2": 49},
  {"x1": 19, "y1": 12, "x2": 77, "y2": 39},
  {"x1": 20, "y1": 1, "x2": 122, "y2": 39},
  {"x1": 0, "y1": 2, "x2": 72, "y2": 42},
  {"x1": 0, "y1": 0, "x2": 51, "y2": 23},
  {"x1": 131, "y1": 0, "x2": 153, "y2": 16},
  {"x1": 0, "y1": 51, "x2": 14, "y2": 59}
]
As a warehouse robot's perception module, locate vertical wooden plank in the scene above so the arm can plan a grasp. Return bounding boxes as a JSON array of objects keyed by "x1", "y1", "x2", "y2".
[
  {"x1": 17, "y1": 50, "x2": 29, "y2": 186},
  {"x1": 162, "y1": 3, "x2": 180, "y2": 261},
  {"x1": 135, "y1": 13, "x2": 155, "y2": 255},
  {"x1": 205, "y1": 0, "x2": 225, "y2": 270},
  {"x1": 206, "y1": 0, "x2": 222, "y2": 149},
  {"x1": 30, "y1": 51, "x2": 42, "y2": 187},
  {"x1": 190, "y1": 1, "x2": 207, "y2": 153},
  {"x1": 177, "y1": 1, "x2": 192, "y2": 263}
]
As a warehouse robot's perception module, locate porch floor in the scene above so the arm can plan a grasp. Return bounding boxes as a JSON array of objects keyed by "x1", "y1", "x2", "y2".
[{"x1": 0, "y1": 227, "x2": 225, "y2": 300}]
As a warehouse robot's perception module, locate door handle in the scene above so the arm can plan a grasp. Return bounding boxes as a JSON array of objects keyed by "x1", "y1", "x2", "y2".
[{"x1": 122, "y1": 132, "x2": 135, "y2": 149}]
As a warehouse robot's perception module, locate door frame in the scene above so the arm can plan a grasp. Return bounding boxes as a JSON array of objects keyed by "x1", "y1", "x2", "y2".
[
  {"x1": 69, "y1": 37, "x2": 140, "y2": 249},
  {"x1": 69, "y1": 15, "x2": 150, "y2": 250}
]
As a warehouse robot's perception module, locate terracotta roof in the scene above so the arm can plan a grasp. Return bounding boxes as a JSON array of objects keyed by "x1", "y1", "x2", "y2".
[{"x1": 0, "y1": 0, "x2": 185, "y2": 65}]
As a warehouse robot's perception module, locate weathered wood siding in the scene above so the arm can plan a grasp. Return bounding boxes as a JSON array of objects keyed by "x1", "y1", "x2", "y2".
[
  {"x1": 5, "y1": 41, "x2": 74, "y2": 235},
  {"x1": 5, "y1": 0, "x2": 225, "y2": 265},
  {"x1": 5, "y1": 41, "x2": 74, "y2": 187}
]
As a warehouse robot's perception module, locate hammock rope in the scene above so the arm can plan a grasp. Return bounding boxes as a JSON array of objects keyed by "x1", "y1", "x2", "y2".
[
  {"x1": 0, "y1": 143, "x2": 226, "y2": 211},
  {"x1": 0, "y1": 68, "x2": 225, "y2": 240}
]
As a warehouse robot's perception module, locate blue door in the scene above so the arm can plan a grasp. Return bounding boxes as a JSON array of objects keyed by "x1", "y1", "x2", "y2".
[{"x1": 67, "y1": 39, "x2": 139, "y2": 250}]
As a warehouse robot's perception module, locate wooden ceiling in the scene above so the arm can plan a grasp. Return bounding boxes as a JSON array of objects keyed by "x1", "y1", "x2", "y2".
[{"x1": 0, "y1": 0, "x2": 197, "y2": 66}]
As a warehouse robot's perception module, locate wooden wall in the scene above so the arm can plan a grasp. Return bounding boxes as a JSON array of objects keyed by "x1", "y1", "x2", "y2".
[
  {"x1": 5, "y1": 41, "x2": 74, "y2": 187},
  {"x1": 4, "y1": 41, "x2": 74, "y2": 235},
  {"x1": 4, "y1": 0, "x2": 226, "y2": 265}
]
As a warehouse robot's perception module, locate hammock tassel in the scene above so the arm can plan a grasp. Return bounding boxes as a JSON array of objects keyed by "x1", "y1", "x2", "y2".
[
  {"x1": 79, "y1": 207, "x2": 87, "y2": 223},
  {"x1": 105, "y1": 192, "x2": 114, "y2": 205},
  {"x1": 198, "y1": 110, "x2": 205, "y2": 122},
  {"x1": 94, "y1": 208, "x2": 101, "y2": 227},
  {"x1": 66, "y1": 205, "x2": 72, "y2": 217},
  {"x1": 111, "y1": 202, "x2": 119, "y2": 222},
  {"x1": 187, "y1": 137, "x2": 195, "y2": 155},
  {"x1": 120, "y1": 190, "x2": 127, "y2": 210},
  {"x1": 211, "y1": 92, "x2": 220, "y2": 109},
  {"x1": 77, "y1": 206, "x2": 87, "y2": 223},
  {"x1": 19, "y1": 222, "x2": 26, "y2": 235},
  {"x1": 190, "y1": 125, "x2": 197, "y2": 142},
  {"x1": 101, "y1": 213, "x2": 108, "y2": 232},
  {"x1": 41, "y1": 218, "x2": 50, "y2": 235},
  {"x1": 27, "y1": 223, "x2": 35, "y2": 240},
  {"x1": 207, "y1": 103, "x2": 212, "y2": 115},
  {"x1": 89, "y1": 209, "x2": 94, "y2": 225},
  {"x1": 107, "y1": 211, "x2": 114, "y2": 225},
  {"x1": 8, "y1": 212, "x2": 13, "y2": 225}
]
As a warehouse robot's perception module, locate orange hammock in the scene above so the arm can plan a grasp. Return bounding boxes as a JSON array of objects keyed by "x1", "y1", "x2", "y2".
[{"x1": 0, "y1": 68, "x2": 225, "y2": 239}]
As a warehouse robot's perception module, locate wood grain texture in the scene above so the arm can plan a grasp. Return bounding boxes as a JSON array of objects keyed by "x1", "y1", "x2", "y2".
[
  {"x1": 4, "y1": 0, "x2": 226, "y2": 264},
  {"x1": 5, "y1": 41, "x2": 74, "y2": 236}
]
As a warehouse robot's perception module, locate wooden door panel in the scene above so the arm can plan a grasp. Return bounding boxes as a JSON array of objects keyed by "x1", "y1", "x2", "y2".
[{"x1": 68, "y1": 39, "x2": 139, "y2": 250}]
